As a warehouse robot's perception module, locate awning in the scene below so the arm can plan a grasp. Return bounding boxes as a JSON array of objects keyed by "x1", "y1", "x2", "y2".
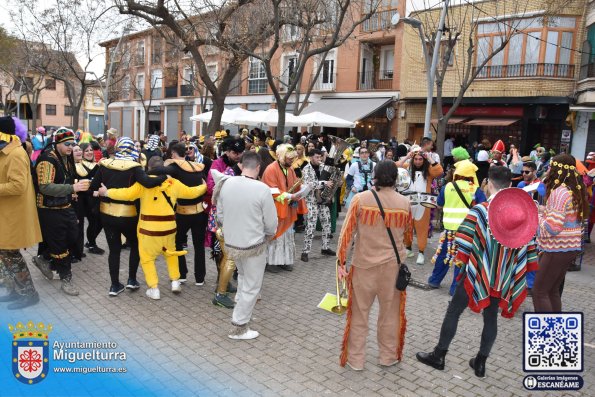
[
  {"x1": 464, "y1": 118, "x2": 520, "y2": 126},
  {"x1": 301, "y1": 97, "x2": 393, "y2": 123},
  {"x1": 430, "y1": 117, "x2": 469, "y2": 124}
]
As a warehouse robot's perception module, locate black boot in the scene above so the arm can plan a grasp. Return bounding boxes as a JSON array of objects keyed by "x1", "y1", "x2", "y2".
[
  {"x1": 416, "y1": 347, "x2": 447, "y2": 370},
  {"x1": 469, "y1": 353, "x2": 488, "y2": 378}
]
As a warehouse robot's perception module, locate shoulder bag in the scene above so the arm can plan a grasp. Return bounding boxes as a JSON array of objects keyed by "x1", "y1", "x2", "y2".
[
  {"x1": 370, "y1": 189, "x2": 411, "y2": 291},
  {"x1": 452, "y1": 181, "x2": 471, "y2": 209}
]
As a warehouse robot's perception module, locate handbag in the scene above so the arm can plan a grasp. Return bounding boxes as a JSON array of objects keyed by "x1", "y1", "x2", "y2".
[{"x1": 371, "y1": 189, "x2": 411, "y2": 291}]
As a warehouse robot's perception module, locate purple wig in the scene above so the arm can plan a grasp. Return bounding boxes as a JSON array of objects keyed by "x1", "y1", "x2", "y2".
[{"x1": 12, "y1": 117, "x2": 27, "y2": 142}]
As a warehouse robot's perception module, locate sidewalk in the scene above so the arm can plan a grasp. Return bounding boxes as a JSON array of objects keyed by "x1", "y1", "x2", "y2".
[{"x1": 2, "y1": 211, "x2": 593, "y2": 396}]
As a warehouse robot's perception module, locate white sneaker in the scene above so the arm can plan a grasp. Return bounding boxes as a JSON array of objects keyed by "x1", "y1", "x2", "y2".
[
  {"x1": 179, "y1": 278, "x2": 187, "y2": 284},
  {"x1": 171, "y1": 280, "x2": 182, "y2": 294},
  {"x1": 146, "y1": 288, "x2": 161, "y2": 300},
  {"x1": 416, "y1": 253, "x2": 425, "y2": 265},
  {"x1": 228, "y1": 329, "x2": 259, "y2": 340},
  {"x1": 195, "y1": 281, "x2": 204, "y2": 286},
  {"x1": 406, "y1": 249, "x2": 414, "y2": 258}
]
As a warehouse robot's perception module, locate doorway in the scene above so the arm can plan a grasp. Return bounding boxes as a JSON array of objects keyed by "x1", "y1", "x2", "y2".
[{"x1": 148, "y1": 121, "x2": 161, "y2": 136}]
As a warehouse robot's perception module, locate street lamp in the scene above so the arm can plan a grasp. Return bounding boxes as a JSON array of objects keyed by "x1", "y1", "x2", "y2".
[{"x1": 392, "y1": 1, "x2": 449, "y2": 139}]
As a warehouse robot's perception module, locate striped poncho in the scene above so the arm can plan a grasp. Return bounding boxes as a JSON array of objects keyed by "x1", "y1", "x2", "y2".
[{"x1": 455, "y1": 202, "x2": 538, "y2": 318}]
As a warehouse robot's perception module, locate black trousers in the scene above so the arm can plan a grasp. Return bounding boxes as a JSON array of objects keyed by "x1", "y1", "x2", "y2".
[
  {"x1": 74, "y1": 195, "x2": 103, "y2": 258},
  {"x1": 175, "y1": 212, "x2": 207, "y2": 283},
  {"x1": 436, "y1": 280, "x2": 499, "y2": 357},
  {"x1": 38, "y1": 207, "x2": 78, "y2": 281},
  {"x1": 101, "y1": 214, "x2": 139, "y2": 286}
]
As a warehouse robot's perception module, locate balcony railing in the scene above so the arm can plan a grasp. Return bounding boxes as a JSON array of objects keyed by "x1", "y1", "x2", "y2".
[
  {"x1": 312, "y1": 71, "x2": 336, "y2": 91},
  {"x1": 358, "y1": 70, "x2": 394, "y2": 90},
  {"x1": 580, "y1": 63, "x2": 595, "y2": 80},
  {"x1": 474, "y1": 63, "x2": 575, "y2": 79},
  {"x1": 180, "y1": 84, "x2": 194, "y2": 96},
  {"x1": 164, "y1": 86, "x2": 177, "y2": 98},
  {"x1": 361, "y1": 9, "x2": 399, "y2": 32}
]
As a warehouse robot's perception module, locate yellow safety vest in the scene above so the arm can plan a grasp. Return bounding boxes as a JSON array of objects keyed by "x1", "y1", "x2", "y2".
[{"x1": 442, "y1": 180, "x2": 477, "y2": 231}]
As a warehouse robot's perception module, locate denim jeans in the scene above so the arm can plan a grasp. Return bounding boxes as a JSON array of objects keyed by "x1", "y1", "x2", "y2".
[{"x1": 436, "y1": 280, "x2": 499, "y2": 356}]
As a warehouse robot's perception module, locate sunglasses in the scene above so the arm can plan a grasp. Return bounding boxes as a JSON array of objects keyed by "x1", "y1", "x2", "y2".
[
  {"x1": 522, "y1": 170, "x2": 532, "y2": 174},
  {"x1": 63, "y1": 141, "x2": 75, "y2": 147}
]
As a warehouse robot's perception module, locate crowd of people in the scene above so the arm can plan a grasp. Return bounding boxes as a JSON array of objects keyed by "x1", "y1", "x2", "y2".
[{"x1": 0, "y1": 116, "x2": 592, "y2": 371}]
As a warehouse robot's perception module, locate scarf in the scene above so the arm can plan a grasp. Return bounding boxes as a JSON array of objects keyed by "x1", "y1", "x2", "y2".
[
  {"x1": 187, "y1": 143, "x2": 203, "y2": 164},
  {"x1": 147, "y1": 135, "x2": 160, "y2": 151},
  {"x1": 0, "y1": 132, "x2": 19, "y2": 144},
  {"x1": 115, "y1": 137, "x2": 139, "y2": 161}
]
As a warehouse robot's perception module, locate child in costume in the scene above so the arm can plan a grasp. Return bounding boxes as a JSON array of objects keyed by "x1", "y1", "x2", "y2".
[{"x1": 98, "y1": 157, "x2": 207, "y2": 300}]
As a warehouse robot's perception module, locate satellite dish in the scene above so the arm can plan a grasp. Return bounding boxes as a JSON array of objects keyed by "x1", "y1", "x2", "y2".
[{"x1": 391, "y1": 12, "x2": 401, "y2": 26}]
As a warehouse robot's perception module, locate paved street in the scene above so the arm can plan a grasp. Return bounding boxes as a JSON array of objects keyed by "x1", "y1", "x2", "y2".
[{"x1": 2, "y1": 210, "x2": 594, "y2": 396}]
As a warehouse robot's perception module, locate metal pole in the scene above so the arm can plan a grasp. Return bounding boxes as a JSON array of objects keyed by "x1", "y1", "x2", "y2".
[
  {"x1": 104, "y1": 26, "x2": 130, "y2": 131},
  {"x1": 423, "y1": 0, "x2": 449, "y2": 139}
]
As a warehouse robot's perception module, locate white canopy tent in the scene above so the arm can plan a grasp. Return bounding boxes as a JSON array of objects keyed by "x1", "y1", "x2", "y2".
[
  {"x1": 190, "y1": 108, "x2": 355, "y2": 128},
  {"x1": 233, "y1": 109, "x2": 307, "y2": 127},
  {"x1": 294, "y1": 111, "x2": 355, "y2": 128},
  {"x1": 189, "y1": 107, "x2": 253, "y2": 124}
]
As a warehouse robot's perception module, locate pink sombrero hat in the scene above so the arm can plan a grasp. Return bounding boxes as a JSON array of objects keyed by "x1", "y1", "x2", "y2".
[{"x1": 488, "y1": 188, "x2": 538, "y2": 249}]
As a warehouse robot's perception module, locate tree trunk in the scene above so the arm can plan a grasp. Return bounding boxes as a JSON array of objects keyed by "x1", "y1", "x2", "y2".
[
  {"x1": 204, "y1": 70, "x2": 234, "y2": 136},
  {"x1": 71, "y1": 84, "x2": 87, "y2": 131},
  {"x1": 207, "y1": 96, "x2": 225, "y2": 135},
  {"x1": 436, "y1": 120, "x2": 447, "y2": 160},
  {"x1": 144, "y1": 107, "x2": 150, "y2": 139},
  {"x1": 276, "y1": 101, "x2": 287, "y2": 139},
  {"x1": 71, "y1": 109, "x2": 80, "y2": 130},
  {"x1": 31, "y1": 102, "x2": 38, "y2": 129}
]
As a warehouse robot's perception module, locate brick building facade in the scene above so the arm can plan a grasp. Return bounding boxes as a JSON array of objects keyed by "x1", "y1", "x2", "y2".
[{"x1": 398, "y1": 0, "x2": 587, "y2": 155}]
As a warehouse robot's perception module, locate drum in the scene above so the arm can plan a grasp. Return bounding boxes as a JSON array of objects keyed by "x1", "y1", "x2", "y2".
[
  {"x1": 404, "y1": 192, "x2": 420, "y2": 205},
  {"x1": 419, "y1": 193, "x2": 438, "y2": 208},
  {"x1": 396, "y1": 168, "x2": 411, "y2": 192}
]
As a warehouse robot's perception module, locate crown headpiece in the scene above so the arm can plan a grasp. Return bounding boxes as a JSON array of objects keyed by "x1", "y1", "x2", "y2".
[{"x1": 8, "y1": 321, "x2": 53, "y2": 340}]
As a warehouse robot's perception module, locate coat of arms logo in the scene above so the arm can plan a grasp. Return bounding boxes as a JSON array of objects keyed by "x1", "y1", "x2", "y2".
[{"x1": 9, "y1": 321, "x2": 52, "y2": 384}]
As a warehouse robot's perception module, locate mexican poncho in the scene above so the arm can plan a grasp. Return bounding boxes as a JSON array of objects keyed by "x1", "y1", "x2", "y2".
[{"x1": 454, "y1": 202, "x2": 538, "y2": 318}]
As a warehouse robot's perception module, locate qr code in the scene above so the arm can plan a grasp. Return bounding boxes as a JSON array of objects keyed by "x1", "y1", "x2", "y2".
[{"x1": 523, "y1": 313, "x2": 583, "y2": 372}]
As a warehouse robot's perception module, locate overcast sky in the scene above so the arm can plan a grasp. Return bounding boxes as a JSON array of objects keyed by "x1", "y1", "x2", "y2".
[{"x1": 0, "y1": 0, "x2": 449, "y2": 77}]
